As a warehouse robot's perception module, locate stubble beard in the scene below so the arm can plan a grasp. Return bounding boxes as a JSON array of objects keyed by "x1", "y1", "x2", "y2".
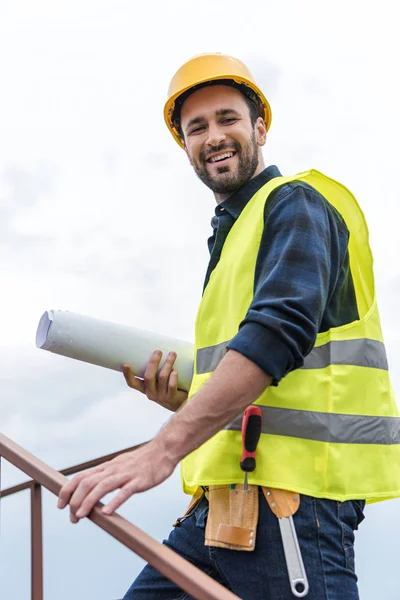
[{"x1": 191, "y1": 132, "x2": 260, "y2": 195}]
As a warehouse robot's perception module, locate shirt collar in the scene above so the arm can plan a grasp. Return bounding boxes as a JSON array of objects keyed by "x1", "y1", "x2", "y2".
[{"x1": 215, "y1": 165, "x2": 282, "y2": 219}]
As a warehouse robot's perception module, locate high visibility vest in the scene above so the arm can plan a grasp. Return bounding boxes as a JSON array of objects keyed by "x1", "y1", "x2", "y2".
[{"x1": 181, "y1": 170, "x2": 400, "y2": 503}]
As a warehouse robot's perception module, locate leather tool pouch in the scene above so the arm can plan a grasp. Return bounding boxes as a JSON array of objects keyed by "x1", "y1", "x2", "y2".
[
  {"x1": 205, "y1": 484, "x2": 259, "y2": 551},
  {"x1": 262, "y1": 487, "x2": 301, "y2": 518}
]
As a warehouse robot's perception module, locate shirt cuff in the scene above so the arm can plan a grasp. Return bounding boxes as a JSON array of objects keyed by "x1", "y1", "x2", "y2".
[{"x1": 226, "y1": 322, "x2": 295, "y2": 385}]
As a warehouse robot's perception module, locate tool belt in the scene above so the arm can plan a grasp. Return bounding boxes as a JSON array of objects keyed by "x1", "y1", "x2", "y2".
[{"x1": 174, "y1": 485, "x2": 300, "y2": 552}]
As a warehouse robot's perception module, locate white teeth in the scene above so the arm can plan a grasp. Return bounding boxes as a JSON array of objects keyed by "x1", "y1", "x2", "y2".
[{"x1": 209, "y1": 152, "x2": 234, "y2": 163}]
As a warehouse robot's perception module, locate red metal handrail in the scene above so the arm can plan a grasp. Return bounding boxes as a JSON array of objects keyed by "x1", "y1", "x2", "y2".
[{"x1": 0, "y1": 433, "x2": 240, "y2": 600}]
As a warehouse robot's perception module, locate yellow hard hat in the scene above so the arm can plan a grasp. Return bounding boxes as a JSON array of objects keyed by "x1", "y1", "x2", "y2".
[{"x1": 164, "y1": 53, "x2": 272, "y2": 148}]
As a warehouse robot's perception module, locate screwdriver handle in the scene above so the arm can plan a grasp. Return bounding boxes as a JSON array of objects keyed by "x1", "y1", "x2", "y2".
[{"x1": 240, "y1": 405, "x2": 263, "y2": 473}]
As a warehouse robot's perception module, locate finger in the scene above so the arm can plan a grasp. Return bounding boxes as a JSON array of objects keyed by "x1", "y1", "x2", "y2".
[
  {"x1": 69, "y1": 474, "x2": 103, "y2": 515},
  {"x1": 143, "y1": 351, "x2": 162, "y2": 398},
  {"x1": 122, "y1": 364, "x2": 145, "y2": 393},
  {"x1": 158, "y1": 352, "x2": 177, "y2": 395},
  {"x1": 75, "y1": 474, "x2": 126, "y2": 518},
  {"x1": 58, "y1": 463, "x2": 107, "y2": 509},
  {"x1": 58, "y1": 472, "x2": 87, "y2": 509},
  {"x1": 102, "y1": 483, "x2": 136, "y2": 515},
  {"x1": 167, "y1": 369, "x2": 178, "y2": 398},
  {"x1": 70, "y1": 509, "x2": 80, "y2": 524}
]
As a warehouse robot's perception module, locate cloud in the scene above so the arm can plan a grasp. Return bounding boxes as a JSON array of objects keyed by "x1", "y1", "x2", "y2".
[
  {"x1": 0, "y1": 162, "x2": 59, "y2": 271},
  {"x1": 0, "y1": 350, "x2": 175, "y2": 469},
  {"x1": 2, "y1": 162, "x2": 57, "y2": 209},
  {"x1": 1, "y1": 2, "x2": 400, "y2": 599},
  {"x1": 244, "y1": 56, "x2": 282, "y2": 102}
]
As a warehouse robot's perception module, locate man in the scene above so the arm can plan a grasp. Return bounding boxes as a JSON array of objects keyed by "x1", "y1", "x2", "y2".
[{"x1": 58, "y1": 53, "x2": 400, "y2": 599}]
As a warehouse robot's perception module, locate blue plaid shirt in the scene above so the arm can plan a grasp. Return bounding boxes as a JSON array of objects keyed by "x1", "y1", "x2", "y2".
[{"x1": 204, "y1": 165, "x2": 359, "y2": 385}]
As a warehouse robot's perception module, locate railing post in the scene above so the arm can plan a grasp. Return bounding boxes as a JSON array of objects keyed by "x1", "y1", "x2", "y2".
[{"x1": 31, "y1": 483, "x2": 43, "y2": 600}]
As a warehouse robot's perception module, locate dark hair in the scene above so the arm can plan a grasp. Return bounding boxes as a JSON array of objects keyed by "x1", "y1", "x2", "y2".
[{"x1": 173, "y1": 79, "x2": 262, "y2": 142}]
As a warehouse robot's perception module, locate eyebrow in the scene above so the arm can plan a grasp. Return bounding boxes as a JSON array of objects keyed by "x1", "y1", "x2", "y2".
[{"x1": 185, "y1": 108, "x2": 241, "y2": 131}]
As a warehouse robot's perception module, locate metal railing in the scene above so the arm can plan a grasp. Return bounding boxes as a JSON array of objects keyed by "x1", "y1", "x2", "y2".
[{"x1": 0, "y1": 433, "x2": 240, "y2": 600}]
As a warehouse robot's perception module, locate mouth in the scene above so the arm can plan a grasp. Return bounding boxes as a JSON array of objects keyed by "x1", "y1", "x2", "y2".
[{"x1": 206, "y1": 150, "x2": 237, "y2": 166}]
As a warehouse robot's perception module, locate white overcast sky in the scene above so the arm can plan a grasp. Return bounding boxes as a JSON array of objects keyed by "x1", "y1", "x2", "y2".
[{"x1": 0, "y1": 1, "x2": 399, "y2": 598}]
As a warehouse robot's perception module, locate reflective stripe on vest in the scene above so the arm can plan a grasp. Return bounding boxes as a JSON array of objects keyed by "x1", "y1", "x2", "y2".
[
  {"x1": 196, "y1": 338, "x2": 388, "y2": 374},
  {"x1": 225, "y1": 406, "x2": 400, "y2": 445}
]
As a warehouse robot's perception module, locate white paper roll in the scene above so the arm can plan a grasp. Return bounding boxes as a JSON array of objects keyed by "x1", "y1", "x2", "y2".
[{"x1": 36, "y1": 310, "x2": 194, "y2": 392}]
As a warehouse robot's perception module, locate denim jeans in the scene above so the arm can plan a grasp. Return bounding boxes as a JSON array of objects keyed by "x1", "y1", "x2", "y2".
[{"x1": 123, "y1": 489, "x2": 365, "y2": 600}]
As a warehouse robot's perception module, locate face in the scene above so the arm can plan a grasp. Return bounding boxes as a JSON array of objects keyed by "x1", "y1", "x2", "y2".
[{"x1": 180, "y1": 85, "x2": 266, "y2": 199}]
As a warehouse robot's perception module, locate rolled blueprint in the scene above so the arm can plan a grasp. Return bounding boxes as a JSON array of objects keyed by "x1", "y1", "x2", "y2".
[{"x1": 36, "y1": 310, "x2": 194, "y2": 391}]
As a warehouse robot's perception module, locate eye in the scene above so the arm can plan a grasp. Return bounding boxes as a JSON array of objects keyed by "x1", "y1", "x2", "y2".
[
  {"x1": 222, "y1": 118, "x2": 237, "y2": 124},
  {"x1": 189, "y1": 125, "x2": 206, "y2": 135}
]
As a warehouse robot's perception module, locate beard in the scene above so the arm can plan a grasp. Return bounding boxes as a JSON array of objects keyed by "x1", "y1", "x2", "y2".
[{"x1": 191, "y1": 132, "x2": 260, "y2": 195}]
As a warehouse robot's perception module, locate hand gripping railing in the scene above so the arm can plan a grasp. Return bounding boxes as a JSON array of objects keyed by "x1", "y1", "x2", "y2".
[{"x1": 0, "y1": 433, "x2": 240, "y2": 600}]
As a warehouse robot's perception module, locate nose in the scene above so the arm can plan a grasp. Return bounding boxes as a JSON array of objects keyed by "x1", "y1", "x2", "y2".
[{"x1": 206, "y1": 122, "x2": 226, "y2": 147}]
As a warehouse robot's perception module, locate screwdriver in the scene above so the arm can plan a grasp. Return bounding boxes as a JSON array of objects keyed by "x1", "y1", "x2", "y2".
[{"x1": 240, "y1": 405, "x2": 263, "y2": 490}]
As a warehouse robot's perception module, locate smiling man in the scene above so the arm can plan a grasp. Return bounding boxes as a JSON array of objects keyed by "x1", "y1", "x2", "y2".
[
  {"x1": 58, "y1": 53, "x2": 400, "y2": 599},
  {"x1": 181, "y1": 84, "x2": 265, "y2": 200}
]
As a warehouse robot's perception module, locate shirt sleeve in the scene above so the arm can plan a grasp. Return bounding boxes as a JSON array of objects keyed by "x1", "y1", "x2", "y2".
[{"x1": 226, "y1": 183, "x2": 350, "y2": 385}]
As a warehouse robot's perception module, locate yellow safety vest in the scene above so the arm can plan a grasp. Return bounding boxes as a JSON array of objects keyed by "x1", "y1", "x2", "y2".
[{"x1": 182, "y1": 170, "x2": 400, "y2": 503}]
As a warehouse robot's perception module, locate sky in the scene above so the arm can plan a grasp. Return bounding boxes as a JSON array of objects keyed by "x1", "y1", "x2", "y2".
[{"x1": 0, "y1": 0, "x2": 399, "y2": 598}]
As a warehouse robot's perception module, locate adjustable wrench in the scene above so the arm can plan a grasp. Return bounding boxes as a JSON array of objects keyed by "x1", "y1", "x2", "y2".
[{"x1": 264, "y1": 488, "x2": 309, "y2": 597}]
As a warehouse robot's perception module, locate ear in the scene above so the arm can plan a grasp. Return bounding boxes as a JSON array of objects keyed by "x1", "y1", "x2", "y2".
[{"x1": 255, "y1": 116, "x2": 267, "y2": 147}]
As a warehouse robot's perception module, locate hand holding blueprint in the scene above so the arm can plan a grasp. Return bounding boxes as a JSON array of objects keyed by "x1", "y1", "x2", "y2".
[{"x1": 36, "y1": 310, "x2": 194, "y2": 392}]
